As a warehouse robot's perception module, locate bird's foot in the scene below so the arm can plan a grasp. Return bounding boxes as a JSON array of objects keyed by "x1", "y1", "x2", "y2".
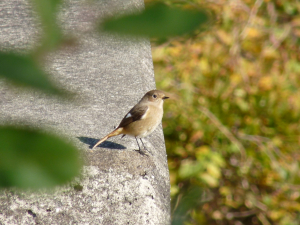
[
  {"x1": 135, "y1": 148, "x2": 150, "y2": 156},
  {"x1": 141, "y1": 147, "x2": 153, "y2": 156}
]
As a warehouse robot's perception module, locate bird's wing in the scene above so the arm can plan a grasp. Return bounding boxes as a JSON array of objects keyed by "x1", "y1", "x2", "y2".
[{"x1": 118, "y1": 104, "x2": 148, "y2": 128}]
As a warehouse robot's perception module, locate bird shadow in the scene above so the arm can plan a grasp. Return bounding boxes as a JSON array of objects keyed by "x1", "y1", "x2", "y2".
[{"x1": 77, "y1": 136, "x2": 126, "y2": 150}]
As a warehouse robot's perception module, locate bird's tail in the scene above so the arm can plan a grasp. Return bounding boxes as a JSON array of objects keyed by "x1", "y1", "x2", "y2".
[{"x1": 92, "y1": 127, "x2": 123, "y2": 149}]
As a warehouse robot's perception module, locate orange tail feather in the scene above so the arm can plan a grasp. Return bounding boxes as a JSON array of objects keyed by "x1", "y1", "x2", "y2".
[{"x1": 92, "y1": 127, "x2": 123, "y2": 149}]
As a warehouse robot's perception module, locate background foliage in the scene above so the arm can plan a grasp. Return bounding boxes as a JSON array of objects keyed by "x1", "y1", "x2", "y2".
[{"x1": 151, "y1": 0, "x2": 300, "y2": 224}]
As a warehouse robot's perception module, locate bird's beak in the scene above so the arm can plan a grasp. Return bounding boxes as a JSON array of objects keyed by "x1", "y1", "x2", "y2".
[{"x1": 162, "y1": 96, "x2": 169, "y2": 100}]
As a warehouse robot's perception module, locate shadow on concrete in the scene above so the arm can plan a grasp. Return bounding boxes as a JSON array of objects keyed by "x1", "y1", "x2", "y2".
[{"x1": 77, "y1": 137, "x2": 126, "y2": 150}]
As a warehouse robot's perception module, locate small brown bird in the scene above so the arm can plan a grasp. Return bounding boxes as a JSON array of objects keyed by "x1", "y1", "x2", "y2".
[{"x1": 92, "y1": 90, "x2": 169, "y2": 154}]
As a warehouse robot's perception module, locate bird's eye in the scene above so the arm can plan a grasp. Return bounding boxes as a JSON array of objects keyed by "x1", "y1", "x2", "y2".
[{"x1": 152, "y1": 94, "x2": 157, "y2": 98}]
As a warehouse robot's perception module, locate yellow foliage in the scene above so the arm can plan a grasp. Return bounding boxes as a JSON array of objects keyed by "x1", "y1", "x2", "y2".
[
  {"x1": 230, "y1": 73, "x2": 242, "y2": 85},
  {"x1": 262, "y1": 47, "x2": 280, "y2": 59},
  {"x1": 216, "y1": 30, "x2": 232, "y2": 45},
  {"x1": 244, "y1": 27, "x2": 264, "y2": 39},
  {"x1": 152, "y1": 0, "x2": 300, "y2": 224},
  {"x1": 259, "y1": 76, "x2": 273, "y2": 91},
  {"x1": 199, "y1": 172, "x2": 219, "y2": 187},
  {"x1": 207, "y1": 163, "x2": 221, "y2": 178}
]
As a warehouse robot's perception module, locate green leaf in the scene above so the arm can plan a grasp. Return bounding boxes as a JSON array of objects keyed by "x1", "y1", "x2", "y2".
[
  {"x1": 0, "y1": 52, "x2": 64, "y2": 95},
  {"x1": 0, "y1": 126, "x2": 82, "y2": 188},
  {"x1": 172, "y1": 187, "x2": 203, "y2": 225},
  {"x1": 101, "y1": 3, "x2": 209, "y2": 38},
  {"x1": 30, "y1": 0, "x2": 63, "y2": 51}
]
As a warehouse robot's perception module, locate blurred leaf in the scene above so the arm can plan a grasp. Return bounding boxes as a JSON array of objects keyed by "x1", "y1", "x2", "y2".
[
  {"x1": 199, "y1": 172, "x2": 218, "y2": 187},
  {"x1": 101, "y1": 3, "x2": 209, "y2": 38},
  {"x1": 172, "y1": 187, "x2": 203, "y2": 225},
  {"x1": 206, "y1": 163, "x2": 221, "y2": 178},
  {"x1": 0, "y1": 52, "x2": 65, "y2": 95},
  {"x1": 179, "y1": 159, "x2": 202, "y2": 179},
  {"x1": 0, "y1": 126, "x2": 82, "y2": 188},
  {"x1": 30, "y1": 0, "x2": 63, "y2": 51}
]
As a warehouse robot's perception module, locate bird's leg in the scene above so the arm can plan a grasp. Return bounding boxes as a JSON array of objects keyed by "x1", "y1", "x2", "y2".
[
  {"x1": 140, "y1": 138, "x2": 152, "y2": 155},
  {"x1": 135, "y1": 137, "x2": 142, "y2": 152},
  {"x1": 135, "y1": 137, "x2": 147, "y2": 155},
  {"x1": 140, "y1": 138, "x2": 147, "y2": 150}
]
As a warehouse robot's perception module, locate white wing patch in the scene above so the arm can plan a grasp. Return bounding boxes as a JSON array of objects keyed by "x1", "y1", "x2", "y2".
[
  {"x1": 125, "y1": 113, "x2": 132, "y2": 118},
  {"x1": 141, "y1": 107, "x2": 149, "y2": 119}
]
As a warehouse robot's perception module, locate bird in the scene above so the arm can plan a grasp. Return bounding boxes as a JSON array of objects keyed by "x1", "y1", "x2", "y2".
[{"x1": 92, "y1": 90, "x2": 169, "y2": 154}]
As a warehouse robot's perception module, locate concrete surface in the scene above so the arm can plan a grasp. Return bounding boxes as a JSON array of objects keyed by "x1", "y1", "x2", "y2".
[{"x1": 0, "y1": 0, "x2": 171, "y2": 224}]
